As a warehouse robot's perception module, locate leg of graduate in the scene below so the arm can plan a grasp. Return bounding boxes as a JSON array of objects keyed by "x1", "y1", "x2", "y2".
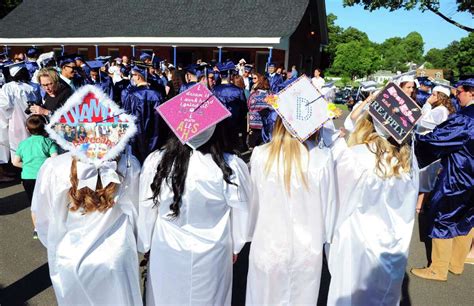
[{"x1": 449, "y1": 228, "x2": 474, "y2": 274}]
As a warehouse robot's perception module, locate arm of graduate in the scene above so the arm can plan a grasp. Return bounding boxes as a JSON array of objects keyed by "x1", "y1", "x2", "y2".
[
  {"x1": 319, "y1": 150, "x2": 338, "y2": 244},
  {"x1": 137, "y1": 152, "x2": 161, "y2": 254},
  {"x1": 415, "y1": 114, "x2": 470, "y2": 168},
  {"x1": 224, "y1": 155, "x2": 252, "y2": 255},
  {"x1": 30, "y1": 159, "x2": 56, "y2": 247}
]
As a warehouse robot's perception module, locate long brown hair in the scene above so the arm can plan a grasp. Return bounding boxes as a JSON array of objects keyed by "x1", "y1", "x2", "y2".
[
  {"x1": 431, "y1": 92, "x2": 456, "y2": 114},
  {"x1": 253, "y1": 73, "x2": 270, "y2": 90},
  {"x1": 68, "y1": 158, "x2": 119, "y2": 213},
  {"x1": 348, "y1": 114, "x2": 411, "y2": 179},
  {"x1": 264, "y1": 117, "x2": 308, "y2": 194}
]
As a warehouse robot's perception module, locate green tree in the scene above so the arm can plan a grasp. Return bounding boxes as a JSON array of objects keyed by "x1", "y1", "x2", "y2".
[
  {"x1": 340, "y1": 27, "x2": 370, "y2": 44},
  {"x1": 343, "y1": 0, "x2": 473, "y2": 32},
  {"x1": 379, "y1": 37, "x2": 408, "y2": 72},
  {"x1": 402, "y1": 32, "x2": 424, "y2": 64},
  {"x1": 331, "y1": 41, "x2": 380, "y2": 79},
  {"x1": 325, "y1": 13, "x2": 344, "y2": 65},
  {"x1": 424, "y1": 48, "x2": 444, "y2": 68},
  {"x1": 453, "y1": 33, "x2": 474, "y2": 76},
  {"x1": 0, "y1": 0, "x2": 22, "y2": 19}
]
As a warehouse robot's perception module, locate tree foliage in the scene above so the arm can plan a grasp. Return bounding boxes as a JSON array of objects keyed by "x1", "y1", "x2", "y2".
[
  {"x1": 0, "y1": 0, "x2": 22, "y2": 19},
  {"x1": 343, "y1": 0, "x2": 473, "y2": 32},
  {"x1": 331, "y1": 41, "x2": 380, "y2": 79}
]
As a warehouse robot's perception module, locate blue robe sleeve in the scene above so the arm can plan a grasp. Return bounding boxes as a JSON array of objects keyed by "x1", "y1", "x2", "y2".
[
  {"x1": 260, "y1": 109, "x2": 278, "y2": 143},
  {"x1": 415, "y1": 113, "x2": 470, "y2": 168}
]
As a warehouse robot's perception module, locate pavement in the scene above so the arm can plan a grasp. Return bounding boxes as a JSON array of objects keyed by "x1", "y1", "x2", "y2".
[{"x1": 1, "y1": 110, "x2": 473, "y2": 305}]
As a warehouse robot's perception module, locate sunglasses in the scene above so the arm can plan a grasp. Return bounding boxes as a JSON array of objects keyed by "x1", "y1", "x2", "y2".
[{"x1": 64, "y1": 65, "x2": 76, "y2": 70}]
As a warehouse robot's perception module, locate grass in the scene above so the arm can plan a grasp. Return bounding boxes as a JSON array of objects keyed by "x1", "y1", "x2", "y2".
[{"x1": 334, "y1": 104, "x2": 348, "y2": 112}]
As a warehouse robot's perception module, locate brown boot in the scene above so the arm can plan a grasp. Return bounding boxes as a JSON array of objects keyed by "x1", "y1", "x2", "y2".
[{"x1": 410, "y1": 267, "x2": 447, "y2": 281}]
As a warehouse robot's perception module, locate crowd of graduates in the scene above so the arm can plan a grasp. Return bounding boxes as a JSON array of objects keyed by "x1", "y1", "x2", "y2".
[{"x1": 0, "y1": 47, "x2": 473, "y2": 306}]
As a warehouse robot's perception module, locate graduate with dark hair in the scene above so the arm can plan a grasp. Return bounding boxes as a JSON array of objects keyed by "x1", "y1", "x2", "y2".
[
  {"x1": 121, "y1": 65, "x2": 164, "y2": 163},
  {"x1": 266, "y1": 62, "x2": 283, "y2": 93},
  {"x1": 213, "y1": 61, "x2": 248, "y2": 151}
]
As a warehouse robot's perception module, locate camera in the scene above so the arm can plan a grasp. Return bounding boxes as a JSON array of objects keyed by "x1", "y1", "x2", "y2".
[{"x1": 25, "y1": 100, "x2": 40, "y2": 115}]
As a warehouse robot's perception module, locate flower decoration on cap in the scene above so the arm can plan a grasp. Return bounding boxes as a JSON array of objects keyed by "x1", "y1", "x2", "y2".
[
  {"x1": 327, "y1": 103, "x2": 342, "y2": 119},
  {"x1": 264, "y1": 94, "x2": 280, "y2": 109}
]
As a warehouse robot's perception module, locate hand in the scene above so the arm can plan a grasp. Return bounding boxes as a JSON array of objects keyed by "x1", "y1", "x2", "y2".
[
  {"x1": 339, "y1": 127, "x2": 347, "y2": 138},
  {"x1": 232, "y1": 254, "x2": 238, "y2": 264},
  {"x1": 30, "y1": 105, "x2": 49, "y2": 116},
  {"x1": 427, "y1": 94, "x2": 437, "y2": 105},
  {"x1": 364, "y1": 93, "x2": 376, "y2": 104}
]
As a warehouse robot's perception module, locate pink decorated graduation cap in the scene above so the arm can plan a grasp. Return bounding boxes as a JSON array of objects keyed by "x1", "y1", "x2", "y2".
[
  {"x1": 157, "y1": 83, "x2": 231, "y2": 146},
  {"x1": 46, "y1": 85, "x2": 137, "y2": 166}
]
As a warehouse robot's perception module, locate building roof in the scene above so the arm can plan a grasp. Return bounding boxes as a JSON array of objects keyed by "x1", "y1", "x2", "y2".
[{"x1": 0, "y1": 0, "x2": 317, "y2": 47}]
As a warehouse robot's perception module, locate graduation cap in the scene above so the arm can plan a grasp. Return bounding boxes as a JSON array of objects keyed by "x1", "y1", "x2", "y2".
[
  {"x1": 131, "y1": 65, "x2": 147, "y2": 79},
  {"x1": 271, "y1": 76, "x2": 331, "y2": 142},
  {"x1": 417, "y1": 77, "x2": 434, "y2": 87},
  {"x1": 46, "y1": 85, "x2": 137, "y2": 168},
  {"x1": 217, "y1": 61, "x2": 236, "y2": 78},
  {"x1": 86, "y1": 60, "x2": 106, "y2": 70},
  {"x1": 139, "y1": 52, "x2": 152, "y2": 62},
  {"x1": 26, "y1": 47, "x2": 40, "y2": 58},
  {"x1": 57, "y1": 54, "x2": 80, "y2": 67},
  {"x1": 184, "y1": 64, "x2": 199, "y2": 76},
  {"x1": 5, "y1": 61, "x2": 27, "y2": 77},
  {"x1": 157, "y1": 83, "x2": 231, "y2": 148},
  {"x1": 268, "y1": 62, "x2": 276, "y2": 68},
  {"x1": 432, "y1": 85, "x2": 450, "y2": 97},
  {"x1": 37, "y1": 51, "x2": 55, "y2": 68},
  {"x1": 244, "y1": 64, "x2": 253, "y2": 73},
  {"x1": 455, "y1": 78, "x2": 474, "y2": 88},
  {"x1": 95, "y1": 55, "x2": 112, "y2": 62}
]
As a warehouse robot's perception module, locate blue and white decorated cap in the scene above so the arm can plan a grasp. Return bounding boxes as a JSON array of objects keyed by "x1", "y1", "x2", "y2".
[
  {"x1": 5, "y1": 61, "x2": 26, "y2": 77},
  {"x1": 46, "y1": 85, "x2": 137, "y2": 166}
]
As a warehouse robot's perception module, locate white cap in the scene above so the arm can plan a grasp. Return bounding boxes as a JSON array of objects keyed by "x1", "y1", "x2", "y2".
[
  {"x1": 6, "y1": 61, "x2": 26, "y2": 77},
  {"x1": 432, "y1": 85, "x2": 450, "y2": 97},
  {"x1": 396, "y1": 75, "x2": 415, "y2": 85}
]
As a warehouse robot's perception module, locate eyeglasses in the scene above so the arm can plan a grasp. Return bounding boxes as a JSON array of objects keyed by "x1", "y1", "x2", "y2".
[{"x1": 64, "y1": 65, "x2": 76, "y2": 70}]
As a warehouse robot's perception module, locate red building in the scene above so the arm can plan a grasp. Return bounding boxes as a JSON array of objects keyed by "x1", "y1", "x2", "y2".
[{"x1": 0, "y1": 0, "x2": 328, "y2": 74}]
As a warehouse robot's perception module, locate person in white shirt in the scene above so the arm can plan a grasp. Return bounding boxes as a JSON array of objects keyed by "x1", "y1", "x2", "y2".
[{"x1": 311, "y1": 68, "x2": 325, "y2": 90}]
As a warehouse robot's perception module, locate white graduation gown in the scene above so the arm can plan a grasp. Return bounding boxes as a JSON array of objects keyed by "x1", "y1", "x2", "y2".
[
  {"x1": 0, "y1": 81, "x2": 40, "y2": 159},
  {"x1": 31, "y1": 153, "x2": 143, "y2": 306},
  {"x1": 327, "y1": 143, "x2": 419, "y2": 306},
  {"x1": 416, "y1": 103, "x2": 449, "y2": 192},
  {"x1": 246, "y1": 142, "x2": 337, "y2": 306},
  {"x1": 138, "y1": 150, "x2": 251, "y2": 306}
]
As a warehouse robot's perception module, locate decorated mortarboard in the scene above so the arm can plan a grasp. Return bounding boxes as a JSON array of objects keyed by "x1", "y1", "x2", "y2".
[
  {"x1": 157, "y1": 83, "x2": 231, "y2": 148},
  {"x1": 455, "y1": 78, "x2": 474, "y2": 88},
  {"x1": 46, "y1": 85, "x2": 137, "y2": 168},
  {"x1": 5, "y1": 61, "x2": 26, "y2": 77},
  {"x1": 368, "y1": 82, "x2": 422, "y2": 144},
  {"x1": 264, "y1": 75, "x2": 336, "y2": 142},
  {"x1": 26, "y1": 47, "x2": 40, "y2": 57}
]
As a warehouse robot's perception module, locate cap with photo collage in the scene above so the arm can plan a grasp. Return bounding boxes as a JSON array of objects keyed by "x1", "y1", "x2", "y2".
[{"x1": 46, "y1": 85, "x2": 137, "y2": 190}]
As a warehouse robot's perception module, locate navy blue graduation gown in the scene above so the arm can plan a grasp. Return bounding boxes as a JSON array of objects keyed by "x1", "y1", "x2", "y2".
[
  {"x1": 416, "y1": 89, "x2": 430, "y2": 107},
  {"x1": 266, "y1": 73, "x2": 284, "y2": 93},
  {"x1": 121, "y1": 84, "x2": 163, "y2": 163},
  {"x1": 179, "y1": 81, "x2": 197, "y2": 94},
  {"x1": 415, "y1": 104, "x2": 474, "y2": 239},
  {"x1": 259, "y1": 108, "x2": 278, "y2": 143},
  {"x1": 213, "y1": 83, "x2": 248, "y2": 148},
  {"x1": 25, "y1": 61, "x2": 39, "y2": 78}
]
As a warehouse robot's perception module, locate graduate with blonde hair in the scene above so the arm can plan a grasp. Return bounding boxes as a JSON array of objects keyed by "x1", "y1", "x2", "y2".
[
  {"x1": 327, "y1": 102, "x2": 419, "y2": 305},
  {"x1": 246, "y1": 91, "x2": 337, "y2": 304}
]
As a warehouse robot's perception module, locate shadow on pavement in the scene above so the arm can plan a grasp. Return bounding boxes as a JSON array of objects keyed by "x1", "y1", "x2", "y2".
[
  {"x1": 0, "y1": 191, "x2": 29, "y2": 215},
  {"x1": 0, "y1": 263, "x2": 51, "y2": 305}
]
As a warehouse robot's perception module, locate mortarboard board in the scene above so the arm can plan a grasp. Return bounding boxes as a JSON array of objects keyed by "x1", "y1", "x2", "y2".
[
  {"x1": 217, "y1": 61, "x2": 236, "y2": 77},
  {"x1": 157, "y1": 83, "x2": 231, "y2": 148},
  {"x1": 26, "y1": 47, "x2": 40, "y2": 58},
  {"x1": 139, "y1": 52, "x2": 152, "y2": 62},
  {"x1": 417, "y1": 77, "x2": 434, "y2": 87},
  {"x1": 46, "y1": 85, "x2": 137, "y2": 168},
  {"x1": 36, "y1": 51, "x2": 55, "y2": 68},
  {"x1": 5, "y1": 61, "x2": 27, "y2": 77},
  {"x1": 57, "y1": 53, "x2": 81, "y2": 67},
  {"x1": 95, "y1": 56, "x2": 112, "y2": 62},
  {"x1": 455, "y1": 78, "x2": 474, "y2": 88},
  {"x1": 86, "y1": 60, "x2": 106, "y2": 70},
  {"x1": 131, "y1": 65, "x2": 146, "y2": 77},
  {"x1": 269, "y1": 75, "x2": 331, "y2": 142},
  {"x1": 268, "y1": 62, "x2": 276, "y2": 68},
  {"x1": 184, "y1": 64, "x2": 199, "y2": 76}
]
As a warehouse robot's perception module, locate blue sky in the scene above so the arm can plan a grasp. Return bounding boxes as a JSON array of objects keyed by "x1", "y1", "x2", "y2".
[{"x1": 325, "y1": 0, "x2": 473, "y2": 52}]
